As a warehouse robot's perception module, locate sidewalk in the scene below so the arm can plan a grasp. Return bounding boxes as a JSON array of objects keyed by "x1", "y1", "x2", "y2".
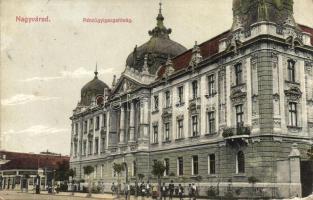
[{"x1": 30, "y1": 191, "x2": 200, "y2": 200}]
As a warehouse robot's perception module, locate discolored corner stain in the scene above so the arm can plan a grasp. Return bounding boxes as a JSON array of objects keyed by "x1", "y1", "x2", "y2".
[
  {"x1": 6, "y1": 51, "x2": 12, "y2": 61},
  {"x1": 33, "y1": 91, "x2": 39, "y2": 96}
]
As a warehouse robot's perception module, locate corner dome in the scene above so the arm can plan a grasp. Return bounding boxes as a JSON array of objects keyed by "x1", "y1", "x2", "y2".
[
  {"x1": 81, "y1": 70, "x2": 109, "y2": 106},
  {"x1": 125, "y1": 3, "x2": 187, "y2": 75}
]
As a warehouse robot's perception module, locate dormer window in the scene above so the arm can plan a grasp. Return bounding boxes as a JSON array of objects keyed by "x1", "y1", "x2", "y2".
[
  {"x1": 234, "y1": 63, "x2": 242, "y2": 85},
  {"x1": 154, "y1": 95, "x2": 159, "y2": 111},
  {"x1": 288, "y1": 60, "x2": 296, "y2": 83}
]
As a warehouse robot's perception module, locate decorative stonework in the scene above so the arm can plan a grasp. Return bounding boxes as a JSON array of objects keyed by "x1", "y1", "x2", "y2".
[
  {"x1": 273, "y1": 93, "x2": 280, "y2": 101},
  {"x1": 230, "y1": 88, "x2": 247, "y2": 105},
  {"x1": 284, "y1": 87, "x2": 302, "y2": 102},
  {"x1": 188, "y1": 41, "x2": 202, "y2": 71}
]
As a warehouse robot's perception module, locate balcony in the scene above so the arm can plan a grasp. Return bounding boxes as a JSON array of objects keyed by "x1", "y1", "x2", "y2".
[{"x1": 222, "y1": 125, "x2": 250, "y2": 146}]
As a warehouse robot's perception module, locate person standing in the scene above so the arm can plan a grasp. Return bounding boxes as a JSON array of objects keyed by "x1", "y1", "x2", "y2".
[
  {"x1": 188, "y1": 184, "x2": 192, "y2": 200},
  {"x1": 111, "y1": 182, "x2": 116, "y2": 196},
  {"x1": 191, "y1": 183, "x2": 197, "y2": 200},
  {"x1": 146, "y1": 181, "x2": 151, "y2": 199},
  {"x1": 140, "y1": 181, "x2": 146, "y2": 200},
  {"x1": 168, "y1": 180, "x2": 174, "y2": 200},
  {"x1": 161, "y1": 183, "x2": 167, "y2": 200},
  {"x1": 125, "y1": 182, "x2": 130, "y2": 200},
  {"x1": 178, "y1": 184, "x2": 184, "y2": 200}
]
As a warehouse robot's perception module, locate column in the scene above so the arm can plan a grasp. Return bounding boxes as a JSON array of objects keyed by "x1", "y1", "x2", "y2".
[
  {"x1": 119, "y1": 106, "x2": 125, "y2": 144},
  {"x1": 129, "y1": 101, "x2": 135, "y2": 142}
]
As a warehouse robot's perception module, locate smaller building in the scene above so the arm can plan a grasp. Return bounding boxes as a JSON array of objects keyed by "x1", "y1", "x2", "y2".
[{"x1": 0, "y1": 151, "x2": 69, "y2": 191}]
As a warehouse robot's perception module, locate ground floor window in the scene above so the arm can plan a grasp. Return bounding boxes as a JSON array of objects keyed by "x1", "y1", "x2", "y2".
[
  {"x1": 208, "y1": 154, "x2": 216, "y2": 174},
  {"x1": 177, "y1": 157, "x2": 183, "y2": 176},
  {"x1": 192, "y1": 155, "x2": 199, "y2": 175},
  {"x1": 236, "y1": 151, "x2": 245, "y2": 174}
]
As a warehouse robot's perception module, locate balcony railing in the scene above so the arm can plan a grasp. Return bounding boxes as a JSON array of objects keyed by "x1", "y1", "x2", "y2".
[{"x1": 222, "y1": 126, "x2": 251, "y2": 138}]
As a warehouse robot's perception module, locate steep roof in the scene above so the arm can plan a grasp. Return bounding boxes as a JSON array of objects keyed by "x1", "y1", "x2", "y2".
[
  {"x1": 299, "y1": 24, "x2": 313, "y2": 46},
  {"x1": 0, "y1": 151, "x2": 69, "y2": 170},
  {"x1": 157, "y1": 30, "x2": 230, "y2": 78}
]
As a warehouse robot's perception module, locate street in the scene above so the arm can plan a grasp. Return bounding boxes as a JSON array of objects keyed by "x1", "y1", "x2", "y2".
[{"x1": 0, "y1": 190, "x2": 113, "y2": 200}]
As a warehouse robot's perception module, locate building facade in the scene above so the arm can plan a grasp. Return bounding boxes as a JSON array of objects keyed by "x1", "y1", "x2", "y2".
[
  {"x1": 0, "y1": 151, "x2": 69, "y2": 191},
  {"x1": 70, "y1": 0, "x2": 313, "y2": 198}
]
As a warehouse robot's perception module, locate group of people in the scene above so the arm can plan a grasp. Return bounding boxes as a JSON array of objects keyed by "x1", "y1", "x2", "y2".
[{"x1": 111, "y1": 180, "x2": 198, "y2": 200}]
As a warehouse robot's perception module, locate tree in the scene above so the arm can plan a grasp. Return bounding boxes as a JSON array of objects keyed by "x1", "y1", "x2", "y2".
[
  {"x1": 151, "y1": 161, "x2": 167, "y2": 200},
  {"x1": 113, "y1": 163, "x2": 125, "y2": 198},
  {"x1": 55, "y1": 160, "x2": 70, "y2": 181},
  {"x1": 68, "y1": 168, "x2": 76, "y2": 195},
  {"x1": 83, "y1": 165, "x2": 94, "y2": 197}
]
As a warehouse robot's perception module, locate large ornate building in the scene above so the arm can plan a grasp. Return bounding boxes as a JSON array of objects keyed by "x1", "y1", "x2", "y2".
[{"x1": 70, "y1": 0, "x2": 313, "y2": 198}]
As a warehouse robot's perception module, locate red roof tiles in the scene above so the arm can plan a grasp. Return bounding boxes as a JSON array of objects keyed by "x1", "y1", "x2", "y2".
[
  {"x1": 299, "y1": 24, "x2": 313, "y2": 46},
  {"x1": 0, "y1": 151, "x2": 69, "y2": 170},
  {"x1": 157, "y1": 30, "x2": 230, "y2": 78}
]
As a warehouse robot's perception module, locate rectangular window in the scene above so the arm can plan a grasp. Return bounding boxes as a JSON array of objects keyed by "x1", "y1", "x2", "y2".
[
  {"x1": 75, "y1": 123, "x2": 79, "y2": 135},
  {"x1": 235, "y1": 105, "x2": 244, "y2": 128},
  {"x1": 103, "y1": 114, "x2": 107, "y2": 128},
  {"x1": 154, "y1": 95, "x2": 159, "y2": 111},
  {"x1": 207, "y1": 112, "x2": 215, "y2": 134},
  {"x1": 288, "y1": 60, "x2": 296, "y2": 82},
  {"x1": 101, "y1": 137, "x2": 105, "y2": 153},
  {"x1": 96, "y1": 116, "x2": 100, "y2": 130},
  {"x1": 94, "y1": 138, "x2": 99, "y2": 154},
  {"x1": 165, "y1": 91, "x2": 171, "y2": 108},
  {"x1": 235, "y1": 63, "x2": 242, "y2": 85},
  {"x1": 88, "y1": 140, "x2": 93, "y2": 155},
  {"x1": 165, "y1": 122, "x2": 170, "y2": 141},
  {"x1": 84, "y1": 121, "x2": 87, "y2": 133},
  {"x1": 192, "y1": 115, "x2": 198, "y2": 137},
  {"x1": 101, "y1": 165, "x2": 104, "y2": 178},
  {"x1": 164, "y1": 158, "x2": 170, "y2": 176},
  {"x1": 208, "y1": 74, "x2": 215, "y2": 96},
  {"x1": 178, "y1": 86, "x2": 184, "y2": 104},
  {"x1": 83, "y1": 141, "x2": 87, "y2": 155},
  {"x1": 177, "y1": 119, "x2": 183, "y2": 139},
  {"x1": 289, "y1": 102, "x2": 298, "y2": 126},
  {"x1": 89, "y1": 118, "x2": 93, "y2": 131},
  {"x1": 178, "y1": 157, "x2": 184, "y2": 176},
  {"x1": 132, "y1": 161, "x2": 137, "y2": 176},
  {"x1": 192, "y1": 80, "x2": 198, "y2": 99},
  {"x1": 153, "y1": 125, "x2": 158, "y2": 144},
  {"x1": 192, "y1": 155, "x2": 199, "y2": 175},
  {"x1": 208, "y1": 154, "x2": 216, "y2": 174}
]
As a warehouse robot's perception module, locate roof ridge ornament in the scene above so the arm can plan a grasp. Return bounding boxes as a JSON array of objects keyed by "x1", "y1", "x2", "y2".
[
  {"x1": 142, "y1": 54, "x2": 150, "y2": 75},
  {"x1": 148, "y1": 2, "x2": 172, "y2": 39},
  {"x1": 94, "y1": 62, "x2": 98, "y2": 78},
  {"x1": 188, "y1": 41, "x2": 202, "y2": 70}
]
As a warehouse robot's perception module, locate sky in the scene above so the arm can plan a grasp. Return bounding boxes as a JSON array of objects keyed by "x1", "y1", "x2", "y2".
[{"x1": 1, "y1": 0, "x2": 313, "y2": 155}]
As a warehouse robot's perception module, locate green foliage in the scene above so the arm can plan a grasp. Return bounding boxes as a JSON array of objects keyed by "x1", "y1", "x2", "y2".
[
  {"x1": 151, "y1": 160, "x2": 166, "y2": 178},
  {"x1": 169, "y1": 172, "x2": 175, "y2": 177},
  {"x1": 83, "y1": 165, "x2": 94, "y2": 176},
  {"x1": 207, "y1": 186, "x2": 217, "y2": 197},
  {"x1": 137, "y1": 173, "x2": 145, "y2": 181},
  {"x1": 113, "y1": 163, "x2": 125, "y2": 175},
  {"x1": 55, "y1": 160, "x2": 71, "y2": 181},
  {"x1": 248, "y1": 176, "x2": 259, "y2": 184},
  {"x1": 222, "y1": 128, "x2": 234, "y2": 138}
]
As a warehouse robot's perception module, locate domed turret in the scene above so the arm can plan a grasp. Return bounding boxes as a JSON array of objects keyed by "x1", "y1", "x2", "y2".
[
  {"x1": 231, "y1": 0, "x2": 297, "y2": 31},
  {"x1": 80, "y1": 66, "x2": 110, "y2": 106},
  {"x1": 125, "y1": 3, "x2": 187, "y2": 75}
]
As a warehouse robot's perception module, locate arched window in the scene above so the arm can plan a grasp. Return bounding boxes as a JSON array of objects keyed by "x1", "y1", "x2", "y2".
[{"x1": 236, "y1": 151, "x2": 245, "y2": 174}]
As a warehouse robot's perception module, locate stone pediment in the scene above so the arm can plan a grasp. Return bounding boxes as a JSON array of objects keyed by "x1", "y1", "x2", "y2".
[
  {"x1": 284, "y1": 86, "x2": 302, "y2": 101},
  {"x1": 230, "y1": 88, "x2": 247, "y2": 105},
  {"x1": 111, "y1": 75, "x2": 141, "y2": 96}
]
